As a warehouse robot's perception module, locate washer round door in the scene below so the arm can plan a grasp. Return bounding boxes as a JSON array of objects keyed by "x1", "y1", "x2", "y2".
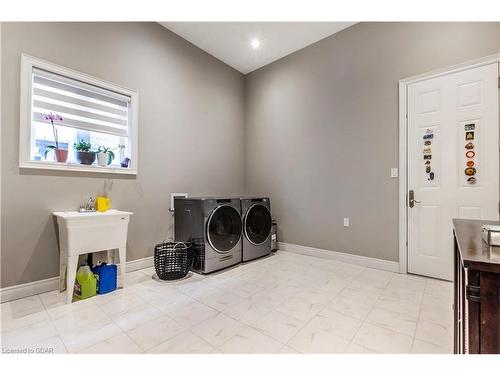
[
  {"x1": 207, "y1": 205, "x2": 242, "y2": 253},
  {"x1": 244, "y1": 204, "x2": 272, "y2": 245}
]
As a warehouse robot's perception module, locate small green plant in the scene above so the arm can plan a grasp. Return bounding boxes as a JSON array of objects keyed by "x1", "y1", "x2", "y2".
[
  {"x1": 97, "y1": 144, "x2": 125, "y2": 164},
  {"x1": 74, "y1": 139, "x2": 92, "y2": 152}
]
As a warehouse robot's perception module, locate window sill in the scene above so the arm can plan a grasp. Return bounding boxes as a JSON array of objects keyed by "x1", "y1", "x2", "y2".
[{"x1": 19, "y1": 161, "x2": 137, "y2": 175}]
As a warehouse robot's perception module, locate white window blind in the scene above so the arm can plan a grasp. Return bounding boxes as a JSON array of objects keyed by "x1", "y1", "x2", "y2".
[{"x1": 31, "y1": 68, "x2": 131, "y2": 137}]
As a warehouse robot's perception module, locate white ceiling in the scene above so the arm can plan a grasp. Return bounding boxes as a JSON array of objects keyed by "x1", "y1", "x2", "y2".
[{"x1": 160, "y1": 22, "x2": 356, "y2": 74}]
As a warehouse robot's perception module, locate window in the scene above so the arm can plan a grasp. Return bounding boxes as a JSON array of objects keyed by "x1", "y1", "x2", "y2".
[{"x1": 20, "y1": 54, "x2": 138, "y2": 174}]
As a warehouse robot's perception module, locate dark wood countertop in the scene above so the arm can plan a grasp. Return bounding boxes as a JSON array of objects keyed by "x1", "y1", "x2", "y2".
[{"x1": 453, "y1": 218, "x2": 500, "y2": 273}]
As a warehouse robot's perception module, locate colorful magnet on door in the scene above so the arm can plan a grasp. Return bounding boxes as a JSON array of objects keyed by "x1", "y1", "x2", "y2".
[
  {"x1": 424, "y1": 140, "x2": 431, "y2": 146},
  {"x1": 465, "y1": 131, "x2": 475, "y2": 140},
  {"x1": 424, "y1": 155, "x2": 432, "y2": 160},
  {"x1": 426, "y1": 165, "x2": 431, "y2": 173},
  {"x1": 466, "y1": 160, "x2": 475, "y2": 167},
  {"x1": 465, "y1": 167, "x2": 477, "y2": 176},
  {"x1": 466, "y1": 151, "x2": 475, "y2": 158},
  {"x1": 423, "y1": 134, "x2": 434, "y2": 140},
  {"x1": 464, "y1": 124, "x2": 475, "y2": 131},
  {"x1": 429, "y1": 172, "x2": 435, "y2": 180},
  {"x1": 467, "y1": 177, "x2": 477, "y2": 184},
  {"x1": 465, "y1": 142, "x2": 474, "y2": 150},
  {"x1": 423, "y1": 147, "x2": 431, "y2": 154},
  {"x1": 425, "y1": 160, "x2": 431, "y2": 165}
]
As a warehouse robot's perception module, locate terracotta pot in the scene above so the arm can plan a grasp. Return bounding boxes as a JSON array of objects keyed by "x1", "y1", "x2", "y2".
[
  {"x1": 54, "y1": 149, "x2": 68, "y2": 163},
  {"x1": 76, "y1": 151, "x2": 96, "y2": 165}
]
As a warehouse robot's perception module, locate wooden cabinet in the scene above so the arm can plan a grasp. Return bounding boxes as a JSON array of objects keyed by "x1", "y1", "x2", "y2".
[{"x1": 453, "y1": 219, "x2": 500, "y2": 354}]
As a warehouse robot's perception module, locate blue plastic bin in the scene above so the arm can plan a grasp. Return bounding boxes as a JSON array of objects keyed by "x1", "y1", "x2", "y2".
[{"x1": 91, "y1": 263, "x2": 117, "y2": 294}]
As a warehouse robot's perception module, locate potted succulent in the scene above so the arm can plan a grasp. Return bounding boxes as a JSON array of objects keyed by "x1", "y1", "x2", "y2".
[
  {"x1": 96, "y1": 144, "x2": 125, "y2": 167},
  {"x1": 43, "y1": 113, "x2": 67, "y2": 162},
  {"x1": 74, "y1": 139, "x2": 96, "y2": 165}
]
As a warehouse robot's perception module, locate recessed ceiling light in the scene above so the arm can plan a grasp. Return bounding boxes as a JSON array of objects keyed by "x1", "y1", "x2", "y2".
[{"x1": 250, "y1": 39, "x2": 261, "y2": 49}]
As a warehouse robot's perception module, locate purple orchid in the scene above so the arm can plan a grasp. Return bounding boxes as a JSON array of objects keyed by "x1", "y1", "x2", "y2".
[
  {"x1": 44, "y1": 112, "x2": 63, "y2": 149},
  {"x1": 44, "y1": 113, "x2": 63, "y2": 122}
]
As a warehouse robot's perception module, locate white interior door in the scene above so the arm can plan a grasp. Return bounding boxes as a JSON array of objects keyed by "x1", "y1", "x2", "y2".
[{"x1": 407, "y1": 63, "x2": 499, "y2": 281}]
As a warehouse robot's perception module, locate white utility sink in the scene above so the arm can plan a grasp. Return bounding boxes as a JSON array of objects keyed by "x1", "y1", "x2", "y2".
[{"x1": 53, "y1": 209, "x2": 133, "y2": 303}]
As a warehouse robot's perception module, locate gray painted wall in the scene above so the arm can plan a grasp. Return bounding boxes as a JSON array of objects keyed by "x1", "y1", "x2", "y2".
[
  {"x1": 244, "y1": 22, "x2": 500, "y2": 262},
  {"x1": 1, "y1": 23, "x2": 245, "y2": 288}
]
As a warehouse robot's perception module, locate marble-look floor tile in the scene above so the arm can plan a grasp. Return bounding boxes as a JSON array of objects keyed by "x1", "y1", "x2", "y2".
[
  {"x1": 344, "y1": 342, "x2": 378, "y2": 354},
  {"x1": 1, "y1": 296, "x2": 45, "y2": 321},
  {"x1": 126, "y1": 314, "x2": 185, "y2": 351},
  {"x1": 218, "y1": 326, "x2": 282, "y2": 354},
  {"x1": 248, "y1": 289, "x2": 288, "y2": 310},
  {"x1": 415, "y1": 320, "x2": 453, "y2": 351},
  {"x1": 352, "y1": 322, "x2": 413, "y2": 354},
  {"x1": 197, "y1": 290, "x2": 246, "y2": 313},
  {"x1": 51, "y1": 304, "x2": 111, "y2": 334},
  {"x1": 323, "y1": 293, "x2": 376, "y2": 321},
  {"x1": 167, "y1": 301, "x2": 219, "y2": 328},
  {"x1": 1, "y1": 319, "x2": 58, "y2": 348},
  {"x1": 380, "y1": 285, "x2": 424, "y2": 304},
  {"x1": 27, "y1": 335, "x2": 68, "y2": 354},
  {"x1": 373, "y1": 295, "x2": 421, "y2": 320},
  {"x1": 147, "y1": 290, "x2": 194, "y2": 313},
  {"x1": 278, "y1": 345, "x2": 301, "y2": 354},
  {"x1": 1, "y1": 309, "x2": 50, "y2": 333},
  {"x1": 411, "y1": 339, "x2": 451, "y2": 354},
  {"x1": 288, "y1": 312, "x2": 361, "y2": 353},
  {"x1": 419, "y1": 303, "x2": 453, "y2": 327},
  {"x1": 0, "y1": 251, "x2": 456, "y2": 355},
  {"x1": 424, "y1": 279, "x2": 453, "y2": 297},
  {"x1": 251, "y1": 310, "x2": 305, "y2": 344},
  {"x1": 287, "y1": 322, "x2": 350, "y2": 353},
  {"x1": 224, "y1": 300, "x2": 273, "y2": 324},
  {"x1": 422, "y1": 292, "x2": 452, "y2": 311},
  {"x1": 147, "y1": 331, "x2": 214, "y2": 354},
  {"x1": 191, "y1": 312, "x2": 244, "y2": 346},
  {"x1": 365, "y1": 307, "x2": 418, "y2": 336},
  {"x1": 59, "y1": 320, "x2": 121, "y2": 353},
  {"x1": 275, "y1": 297, "x2": 324, "y2": 323},
  {"x1": 78, "y1": 332, "x2": 142, "y2": 354},
  {"x1": 99, "y1": 292, "x2": 146, "y2": 316},
  {"x1": 109, "y1": 303, "x2": 162, "y2": 331}
]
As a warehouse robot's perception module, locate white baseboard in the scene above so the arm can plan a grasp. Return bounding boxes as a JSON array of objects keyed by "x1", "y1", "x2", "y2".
[
  {"x1": 278, "y1": 242, "x2": 400, "y2": 273},
  {"x1": 0, "y1": 256, "x2": 153, "y2": 303}
]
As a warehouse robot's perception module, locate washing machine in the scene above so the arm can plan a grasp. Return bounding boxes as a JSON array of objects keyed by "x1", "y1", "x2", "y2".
[
  {"x1": 240, "y1": 197, "x2": 272, "y2": 262},
  {"x1": 174, "y1": 197, "x2": 242, "y2": 274}
]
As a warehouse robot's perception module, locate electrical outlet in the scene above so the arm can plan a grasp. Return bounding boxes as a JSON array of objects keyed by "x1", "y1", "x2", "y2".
[
  {"x1": 170, "y1": 193, "x2": 188, "y2": 212},
  {"x1": 344, "y1": 218, "x2": 350, "y2": 227},
  {"x1": 391, "y1": 168, "x2": 399, "y2": 178}
]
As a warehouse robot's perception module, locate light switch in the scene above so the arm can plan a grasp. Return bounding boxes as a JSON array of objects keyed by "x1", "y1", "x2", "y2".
[
  {"x1": 344, "y1": 218, "x2": 350, "y2": 227},
  {"x1": 170, "y1": 193, "x2": 188, "y2": 212},
  {"x1": 391, "y1": 168, "x2": 399, "y2": 178}
]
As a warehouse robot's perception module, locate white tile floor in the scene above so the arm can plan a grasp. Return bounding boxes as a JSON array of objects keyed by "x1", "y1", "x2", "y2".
[{"x1": 0, "y1": 251, "x2": 454, "y2": 354}]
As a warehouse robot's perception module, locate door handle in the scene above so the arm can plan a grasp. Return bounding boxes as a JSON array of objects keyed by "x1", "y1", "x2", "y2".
[{"x1": 409, "y1": 190, "x2": 422, "y2": 208}]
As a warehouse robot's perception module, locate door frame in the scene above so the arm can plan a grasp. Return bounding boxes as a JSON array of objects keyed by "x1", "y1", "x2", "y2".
[{"x1": 398, "y1": 53, "x2": 500, "y2": 274}]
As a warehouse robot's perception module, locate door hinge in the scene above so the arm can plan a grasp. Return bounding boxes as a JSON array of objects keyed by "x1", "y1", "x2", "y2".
[{"x1": 466, "y1": 284, "x2": 480, "y2": 302}]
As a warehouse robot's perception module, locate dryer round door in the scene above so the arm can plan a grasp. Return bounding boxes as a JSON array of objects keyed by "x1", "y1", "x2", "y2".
[
  {"x1": 207, "y1": 205, "x2": 242, "y2": 253},
  {"x1": 244, "y1": 204, "x2": 272, "y2": 245}
]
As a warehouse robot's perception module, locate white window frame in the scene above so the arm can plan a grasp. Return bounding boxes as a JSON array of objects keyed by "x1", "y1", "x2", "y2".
[{"x1": 19, "y1": 53, "x2": 139, "y2": 175}]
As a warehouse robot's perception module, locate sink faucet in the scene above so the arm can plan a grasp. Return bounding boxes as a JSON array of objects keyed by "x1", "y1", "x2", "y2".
[{"x1": 79, "y1": 197, "x2": 96, "y2": 212}]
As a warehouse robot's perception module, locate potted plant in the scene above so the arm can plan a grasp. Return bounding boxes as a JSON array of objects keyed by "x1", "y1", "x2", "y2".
[
  {"x1": 96, "y1": 144, "x2": 125, "y2": 167},
  {"x1": 43, "y1": 113, "x2": 67, "y2": 162},
  {"x1": 74, "y1": 139, "x2": 96, "y2": 165}
]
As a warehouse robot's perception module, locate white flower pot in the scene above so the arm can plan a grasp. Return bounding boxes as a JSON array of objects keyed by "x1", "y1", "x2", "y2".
[{"x1": 97, "y1": 152, "x2": 109, "y2": 167}]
